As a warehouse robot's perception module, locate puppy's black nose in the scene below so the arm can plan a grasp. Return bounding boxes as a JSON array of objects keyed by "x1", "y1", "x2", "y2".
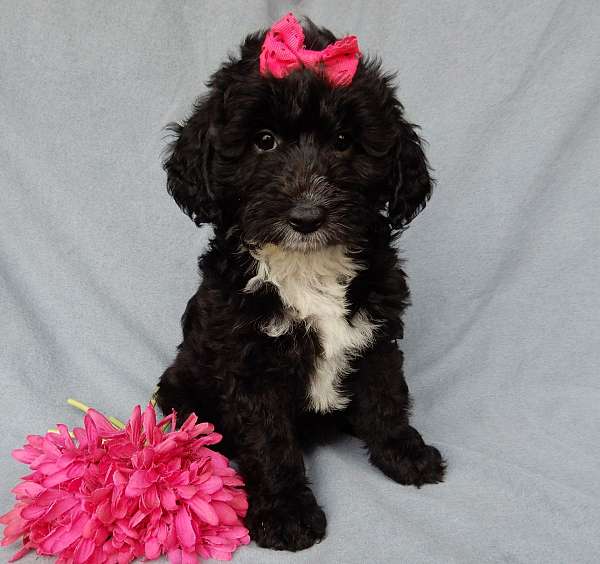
[{"x1": 288, "y1": 203, "x2": 327, "y2": 234}]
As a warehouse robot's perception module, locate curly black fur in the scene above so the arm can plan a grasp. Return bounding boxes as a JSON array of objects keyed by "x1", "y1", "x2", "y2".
[{"x1": 156, "y1": 18, "x2": 444, "y2": 551}]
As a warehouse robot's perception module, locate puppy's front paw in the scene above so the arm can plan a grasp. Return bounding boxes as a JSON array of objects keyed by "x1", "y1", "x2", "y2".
[
  {"x1": 245, "y1": 487, "x2": 326, "y2": 551},
  {"x1": 371, "y1": 440, "x2": 446, "y2": 487}
]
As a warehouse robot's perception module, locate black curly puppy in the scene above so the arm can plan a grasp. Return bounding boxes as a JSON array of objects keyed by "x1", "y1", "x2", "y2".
[{"x1": 156, "y1": 15, "x2": 445, "y2": 552}]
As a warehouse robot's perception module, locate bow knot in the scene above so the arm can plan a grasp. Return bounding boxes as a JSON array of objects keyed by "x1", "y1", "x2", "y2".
[{"x1": 260, "y1": 13, "x2": 361, "y2": 87}]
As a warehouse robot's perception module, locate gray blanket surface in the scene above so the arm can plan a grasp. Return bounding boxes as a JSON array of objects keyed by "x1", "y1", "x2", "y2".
[{"x1": 2, "y1": 1, "x2": 599, "y2": 562}]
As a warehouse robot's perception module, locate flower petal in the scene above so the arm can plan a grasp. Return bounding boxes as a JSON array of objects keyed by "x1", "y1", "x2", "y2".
[
  {"x1": 181, "y1": 549, "x2": 199, "y2": 564},
  {"x1": 125, "y1": 470, "x2": 150, "y2": 497},
  {"x1": 128, "y1": 509, "x2": 147, "y2": 529},
  {"x1": 145, "y1": 536, "x2": 161, "y2": 560},
  {"x1": 198, "y1": 476, "x2": 223, "y2": 495},
  {"x1": 160, "y1": 487, "x2": 178, "y2": 511},
  {"x1": 126, "y1": 404, "x2": 142, "y2": 444},
  {"x1": 96, "y1": 499, "x2": 113, "y2": 525},
  {"x1": 11, "y1": 481, "x2": 45, "y2": 499},
  {"x1": 20, "y1": 502, "x2": 48, "y2": 520},
  {"x1": 219, "y1": 526, "x2": 250, "y2": 540},
  {"x1": 8, "y1": 544, "x2": 32, "y2": 562},
  {"x1": 12, "y1": 447, "x2": 38, "y2": 465},
  {"x1": 56, "y1": 424, "x2": 75, "y2": 448},
  {"x1": 154, "y1": 438, "x2": 177, "y2": 455},
  {"x1": 175, "y1": 485, "x2": 197, "y2": 500},
  {"x1": 175, "y1": 507, "x2": 196, "y2": 548},
  {"x1": 179, "y1": 413, "x2": 198, "y2": 433},
  {"x1": 187, "y1": 496, "x2": 219, "y2": 526},
  {"x1": 142, "y1": 485, "x2": 160, "y2": 511},
  {"x1": 73, "y1": 538, "x2": 95, "y2": 563},
  {"x1": 113, "y1": 470, "x2": 128, "y2": 486},
  {"x1": 228, "y1": 493, "x2": 248, "y2": 515},
  {"x1": 83, "y1": 414, "x2": 99, "y2": 446},
  {"x1": 212, "y1": 501, "x2": 239, "y2": 526},
  {"x1": 142, "y1": 405, "x2": 157, "y2": 442},
  {"x1": 206, "y1": 547, "x2": 234, "y2": 561},
  {"x1": 86, "y1": 409, "x2": 121, "y2": 437},
  {"x1": 157, "y1": 411, "x2": 177, "y2": 432},
  {"x1": 41, "y1": 512, "x2": 88, "y2": 553}
]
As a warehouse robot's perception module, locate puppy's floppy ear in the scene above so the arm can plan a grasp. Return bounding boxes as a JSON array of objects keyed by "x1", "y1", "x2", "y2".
[
  {"x1": 387, "y1": 116, "x2": 434, "y2": 229},
  {"x1": 164, "y1": 97, "x2": 218, "y2": 226}
]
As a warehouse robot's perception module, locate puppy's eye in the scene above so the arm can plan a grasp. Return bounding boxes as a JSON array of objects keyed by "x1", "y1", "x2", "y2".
[
  {"x1": 333, "y1": 132, "x2": 353, "y2": 152},
  {"x1": 254, "y1": 130, "x2": 278, "y2": 152}
]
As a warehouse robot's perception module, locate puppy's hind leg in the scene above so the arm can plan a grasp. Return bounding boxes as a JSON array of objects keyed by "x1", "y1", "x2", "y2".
[{"x1": 346, "y1": 341, "x2": 446, "y2": 487}]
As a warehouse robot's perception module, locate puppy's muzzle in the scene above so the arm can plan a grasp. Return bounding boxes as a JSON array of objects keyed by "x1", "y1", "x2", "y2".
[{"x1": 288, "y1": 202, "x2": 327, "y2": 234}]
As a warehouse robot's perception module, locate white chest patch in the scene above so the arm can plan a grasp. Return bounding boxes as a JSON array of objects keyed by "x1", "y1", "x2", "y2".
[{"x1": 245, "y1": 244, "x2": 377, "y2": 412}]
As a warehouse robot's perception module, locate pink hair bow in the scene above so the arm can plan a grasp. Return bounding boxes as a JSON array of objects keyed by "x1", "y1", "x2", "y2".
[{"x1": 259, "y1": 13, "x2": 361, "y2": 87}]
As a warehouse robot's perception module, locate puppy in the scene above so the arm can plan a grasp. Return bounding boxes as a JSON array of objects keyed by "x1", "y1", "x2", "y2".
[{"x1": 156, "y1": 14, "x2": 445, "y2": 552}]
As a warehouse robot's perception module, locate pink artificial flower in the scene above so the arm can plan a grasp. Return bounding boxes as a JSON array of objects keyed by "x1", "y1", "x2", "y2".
[{"x1": 1, "y1": 404, "x2": 250, "y2": 563}]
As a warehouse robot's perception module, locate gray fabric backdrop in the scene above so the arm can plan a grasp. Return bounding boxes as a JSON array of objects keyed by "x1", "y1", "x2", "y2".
[{"x1": 1, "y1": 1, "x2": 599, "y2": 562}]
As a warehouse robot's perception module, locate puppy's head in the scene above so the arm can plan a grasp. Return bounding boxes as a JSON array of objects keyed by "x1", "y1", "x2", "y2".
[{"x1": 165, "y1": 18, "x2": 432, "y2": 251}]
